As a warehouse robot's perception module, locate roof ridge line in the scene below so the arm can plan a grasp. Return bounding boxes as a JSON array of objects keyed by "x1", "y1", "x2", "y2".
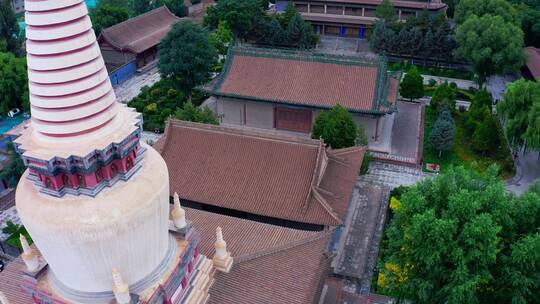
[
  {"x1": 168, "y1": 119, "x2": 321, "y2": 147},
  {"x1": 303, "y1": 141, "x2": 325, "y2": 211},
  {"x1": 234, "y1": 228, "x2": 335, "y2": 264},
  {"x1": 311, "y1": 188, "x2": 342, "y2": 223},
  {"x1": 102, "y1": 6, "x2": 176, "y2": 33}
]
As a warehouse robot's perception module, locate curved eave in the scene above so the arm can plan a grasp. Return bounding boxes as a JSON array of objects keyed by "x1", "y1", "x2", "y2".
[{"x1": 198, "y1": 88, "x2": 395, "y2": 115}]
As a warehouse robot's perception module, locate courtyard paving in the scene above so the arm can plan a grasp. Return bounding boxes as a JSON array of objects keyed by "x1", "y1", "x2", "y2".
[
  {"x1": 316, "y1": 36, "x2": 376, "y2": 56},
  {"x1": 390, "y1": 101, "x2": 421, "y2": 160}
]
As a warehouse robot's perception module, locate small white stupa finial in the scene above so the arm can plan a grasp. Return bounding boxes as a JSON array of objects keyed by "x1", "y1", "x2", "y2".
[
  {"x1": 112, "y1": 268, "x2": 131, "y2": 304},
  {"x1": 212, "y1": 227, "x2": 233, "y2": 273},
  {"x1": 19, "y1": 234, "x2": 39, "y2": 272},
  {"x1": 0, "y1": 291, "x2": 11, "y2": 304},
  {"x1": 171, "y1": 192, "x2": 187, "y2": 229}
]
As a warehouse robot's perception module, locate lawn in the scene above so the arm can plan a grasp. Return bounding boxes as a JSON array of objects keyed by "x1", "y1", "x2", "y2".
[{"x1": 423, "y1": 107, "x2": 515, "y2": 179}]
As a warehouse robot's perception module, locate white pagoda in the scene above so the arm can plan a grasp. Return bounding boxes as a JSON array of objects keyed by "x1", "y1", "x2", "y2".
[{"x1": 13, "y1": 1, "x2": 215, "y2": 303}]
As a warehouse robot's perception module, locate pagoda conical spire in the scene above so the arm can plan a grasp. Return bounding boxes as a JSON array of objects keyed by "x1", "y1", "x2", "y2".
[
  {"x1": 111, "y1": 268, "x2": 131, "y2": 304},
  {"x1": 213, "y1": 227, "x2": 233, "y2": 273},
  {"x1": 19, "y1": 234, "x2": 39, "y2": 272},
  {"x1": 171, "y1": 192, "x2": 187, "y2": 229},
  {"x1": 25, "y1": 0, "x2": 119, "y2": 138}
]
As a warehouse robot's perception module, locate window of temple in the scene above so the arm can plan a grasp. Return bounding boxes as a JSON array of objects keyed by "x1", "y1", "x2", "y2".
[
  {"x1": 95, "y1": 168, "x2": 104, "y2": 183},
  {"x1": 126, "y1": 156, "x2": 133, "y2": 171},
  {"x1": 45, "y1": 178, "x2": 53, "y2": 189},
  {"x1": 77, "y1": 174, "x2": 86, "y2": 188},
  {"x1": 63, "y1": 174, "x2": 71, "y2": 188},
  {"x1": 111, "y1": 164, "x2": 118, "y2": 178}
]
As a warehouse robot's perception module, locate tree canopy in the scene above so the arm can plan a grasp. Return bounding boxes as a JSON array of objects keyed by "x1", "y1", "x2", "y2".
[
  {"x1": 380, "y1": 166, "x2": 540, "y2": 303},
  {"x1": 90, "y1": 4, "x2": 129, "y2": 36},
  {"x1": 454, "y1": 0, "x2": 518, "y2": 25},
  {"x1": 0, "y1": 143, "x2": 25, "y2": 187},
  {"x1": 454, "y1": 14, "x2": 525, "y2": 85},
  {"x1": 497, "y1": 79, "x2": 540, "y2": 150},
  {"x1": 131, "y1": 0, "x2": 152, "y2": 16},
  {"x1": 375, "y1": 0, "x2": 397, "y2": 24},
  {"x1": 429, "y1": 107, "x2": 456, "y2": 156},
  {"x1": 312, "y1": 104, "x2": 358, "y2": 149},
  {"x1": 205, "y1": 0, "x2": 318, "y2": 48},
  {"x1": 204, "y1": 0, "x2": 267, "y2": 40},
  {"x1": 175, "y1": 101, "x2": 218, "y2": 125},
  {"x1": 0, "y1": 52, "x2": 28, "y2": 115},
  {"x1": 0, "y1": 0, "x2": 20, "y2": 54},
  {"x1": 158, "y1": 21, "x2": 218, "y2": 97},
  {"x1": 371, "y1": 12, "x2": 455, "y2": 61},
  {"x1": 400, "y1": 66, "x2": 424, "y2": 101},
  {"x1": 210, "y1": 21, "x2": 233, "y2": 55}
]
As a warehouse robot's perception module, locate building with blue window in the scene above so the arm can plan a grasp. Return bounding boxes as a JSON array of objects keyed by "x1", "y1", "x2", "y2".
[{"x1": 276, "y1": 0, "x2": 446, "y2": 38}]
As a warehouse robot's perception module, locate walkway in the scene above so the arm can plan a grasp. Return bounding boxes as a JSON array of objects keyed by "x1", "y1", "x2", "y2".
[
  {"x1": 371, "y1": 101, "x2": 423, "y2": 166},
  {"x1": 506, "y1": 150, "x2": 540, "y2": 195},
  {"x1": 113, "y1": 66, "x2": 161, "y2": 103},
  {"x1": 333, "y1": 161, "x2": 431, "y2": 295}
]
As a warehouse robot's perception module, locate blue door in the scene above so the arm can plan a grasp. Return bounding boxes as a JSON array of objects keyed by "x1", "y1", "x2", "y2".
[{"x1": 339, "y1": 26, "x2": 345, "y2": 37}]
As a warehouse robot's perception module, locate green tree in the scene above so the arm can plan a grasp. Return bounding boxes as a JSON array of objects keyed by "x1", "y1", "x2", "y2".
[
  {"x1": 375, "y1": 0, "x2": 397, "y2": 24},
  {"x1": 128, "y1": 79, "x2": 185, "y2": 131},
  {"x1": 2, "y1": 220, "x2": 32, "y2": 250},
  {"x1": 0, "y1": 143, "x2": 25, "y2": 187},
  {"x1": 286, "y1": 14, "x2": 306, "y2": 47},
  {"x1": 204, "y1": 0, "x2": 267, "y2": 40},
  {"x1": 429, "y1": 108, "x2": 456, "y2": 156},
  {"x1": 159, "y1": 0, "x2": 188, "y2": 17},
  {"x1": 465, "y1": 89, "x2": 492, "y2": 136},
  {"x1": 210, "y1": 21, "x2": 233, "y2": 55},
  {"x1": 90, "y1": 4, "x2": 129, "y2": 36},
  {"x1": 455, "y1": 15, "x2": 525, "y2": 86},
  {"x1": 520, "y1": 8, "x2": 540, "y2": 47},
  {"x1": 131, "y1": 0, "x2": 151, "y2": 15},
  {"x1": 380, "y1": 166, "x2": 540, "y2": 303},
  {"x1": 0, "y1": 52, "x2": 28, "y2": 115},
  {"x1": 0, "y1": 0, "x2": 20, "y2": 54},
  {"x1": 174, "y1": 101, "x2": 218, "y2": 124},
  {"x1": 431, "y1": 82, "x2": 456, "y2": 112},
  {"x1": 279, "y1": 1, "x2": 298, "y2": 28},
  {"x1": 472, "y1": 107, "x2": 500, "y2": 154},
  {"x1": 264, "y1": 17, "x2": 287, "y2": 46},
  {"x1": 455, "y1": 0, "x2": 518, "y2": 24},
  {"x1": 400, "y1": 66, "x2": 424, "y2": 101},
  {"x1": 312, "y1": 104, "x2": 358, "y2": 149},
  {"x1": 497, "y1": 79, "x2": 540, "y2": 148},
  {"x1": 158, "y1": 21, "x2": 218, "y2": 98},
  {"x1": 524, "y1": 100, "x2": 540, "y2": 150}
]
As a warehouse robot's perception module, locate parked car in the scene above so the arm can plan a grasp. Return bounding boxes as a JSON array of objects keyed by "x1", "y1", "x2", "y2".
[{"x1": 7, "y1": 108, "x2": 20, "y2": 118}]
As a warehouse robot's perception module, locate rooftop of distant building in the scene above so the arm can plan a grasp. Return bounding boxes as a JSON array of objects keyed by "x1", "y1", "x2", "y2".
[
  {"x1": 98, "y1": 6, "x2": 182, "y2": 54},
  {"x1": 201, "y1": 46, "x2": 400, "y2": 115}
]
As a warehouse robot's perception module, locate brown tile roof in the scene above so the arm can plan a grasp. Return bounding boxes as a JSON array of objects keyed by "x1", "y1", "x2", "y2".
[
  {"x1": 204, "y1": 47, "x2": 399, "y2": 114},
  {"x1": 0, "y1": 256, "x2": 32, "y2": 304},
  {"x1": 97, "y1": 6, "x2": 181, "y2": 54},
  {"x1": 1, "y1": 208, "x2": 331, "y2": 304},
  {"x1": 185, "y1": 208, "x2": 333, "y2": 304},
  {"x1": 156, "y1": 119, "x2": 364, "y2": 226},
  {"x1": 525, "y1": 47, "x2": 540, "y2": 80}
]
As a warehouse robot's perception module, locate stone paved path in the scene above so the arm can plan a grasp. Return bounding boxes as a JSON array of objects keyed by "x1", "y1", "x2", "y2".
[
  {"x1": 334, "y1": 161, "x2": 431, "y2": 294},
  {"x1": 113, "y1": 66, "x2": 160, "y2": 103}
]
